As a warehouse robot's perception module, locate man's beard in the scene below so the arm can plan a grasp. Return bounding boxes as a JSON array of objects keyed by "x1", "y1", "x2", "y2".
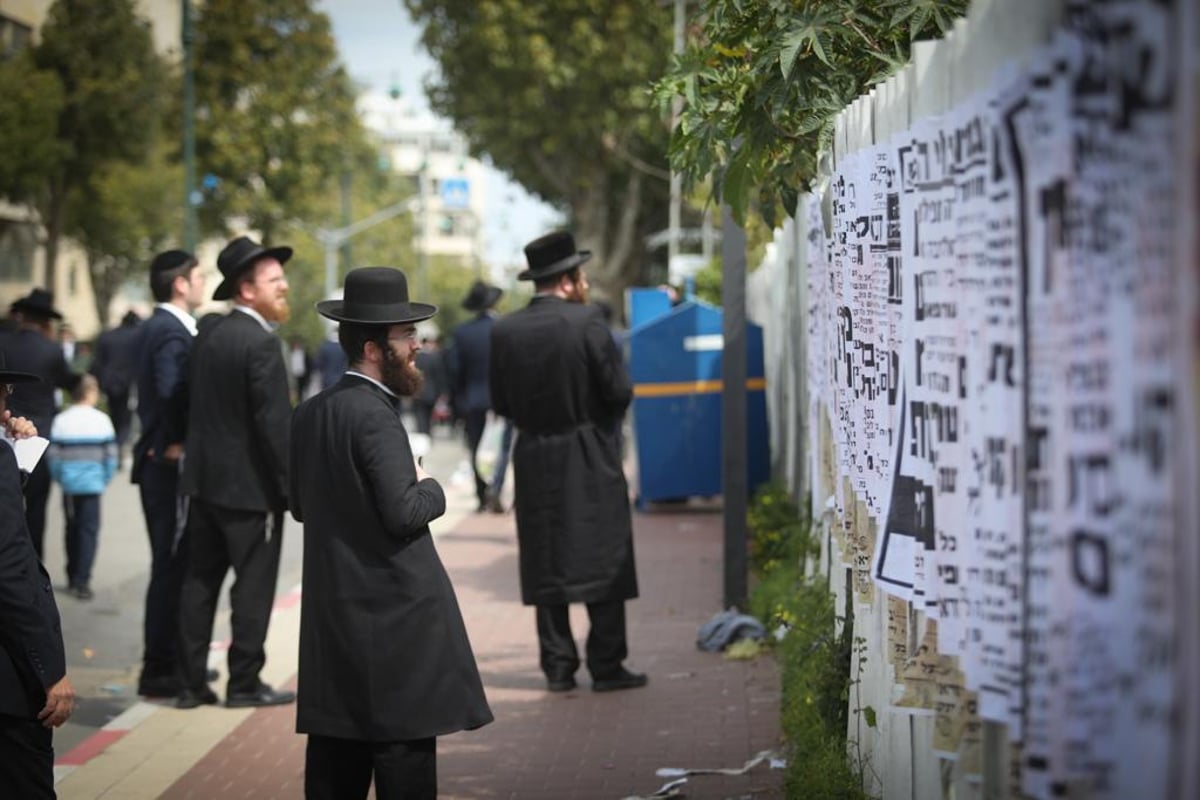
[
  {"x1": 255, "y1": 295, "x2": 290, "y2": 323},
  {"x1": 381, "y1": 345, "x2": 424, "y2": 397}
]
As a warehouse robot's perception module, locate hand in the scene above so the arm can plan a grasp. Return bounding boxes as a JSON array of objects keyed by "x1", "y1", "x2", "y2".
[
  {"x1": 415, "y1": 463, "x2": 430, "y2": 482},
  {"x1": 162, "y1": 443, "x2": 184, "y2": 462},
  {"x1": 1, "y1": 411, "x2": 37, "y2": 440},
  {"x1": 39, "y1": 676, "x2": 75, "y2": 729}
]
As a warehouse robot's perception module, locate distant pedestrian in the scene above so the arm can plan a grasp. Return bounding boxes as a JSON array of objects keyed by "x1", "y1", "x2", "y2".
[
  {"x1": 176, "y1": 236, "x2": 295, "y2": 710},
  {"x1": 448, "y1": 280, "x2": 503, "y2": 511},
  {"x1": 315, "y1": 328, "x2": 348, "y2": 391},
  {"x1": 48, "y1": 375, "x2": 117, "y2": 601},
  {"x1": 292, "y1": 267, "x2": 492, "y2": 799},
  {"x1": 490, "y1": 231, "x2": 646, "y2": 693},
  {"x1": 412, "y1": 333, "x2": 448, "y2": 435},
  {"x1": 287, "y1": 336, "x2": 314, "y2": 402},
  {"x1": 91, "y1": 309, "x2": 142, "y2": 467},
  {"x1": 131, "y1": 249, "x2": 207, "y2": 699},
  {"x1": 0, "y1": 288, "x2": 80, "y2": 558},
  {"x1": 0, "y1": 358, "x2": 76, "y2": 797}
]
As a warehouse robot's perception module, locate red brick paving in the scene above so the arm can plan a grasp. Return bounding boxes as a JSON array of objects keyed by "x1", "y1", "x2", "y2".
[{"x1": 162, "y1": 506, "x2": 784, "y2": 799}]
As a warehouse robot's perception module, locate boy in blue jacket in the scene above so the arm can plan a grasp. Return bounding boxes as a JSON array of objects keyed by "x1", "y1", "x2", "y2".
[{"x1": 49, "y1": 374, "x2": 117, "y2": 600}]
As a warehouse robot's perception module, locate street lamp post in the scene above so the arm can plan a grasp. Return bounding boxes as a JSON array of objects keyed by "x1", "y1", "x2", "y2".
[
  {"x1": 182, "y1": 0, "x2": 197, "y2": 251},
  {"x1": 317, "y1": 197, "x2": 422, "y2": 297}
]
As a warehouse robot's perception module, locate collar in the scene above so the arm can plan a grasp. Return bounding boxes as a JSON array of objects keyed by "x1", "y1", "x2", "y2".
[
  {"x1": 156, "y1": 302, "x2": 198, "y2": 337},
  {"x1": 233, "y1": 304, "x2": 276, "y2": 332},
  {"x1": 345, "y1": 370, "x2": 400, "y2": 402}
]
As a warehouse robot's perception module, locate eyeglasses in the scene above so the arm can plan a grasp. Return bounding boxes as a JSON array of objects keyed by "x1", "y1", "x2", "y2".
[{"x1": 387, "y1": 329, "x2": 419, "y2": 344}]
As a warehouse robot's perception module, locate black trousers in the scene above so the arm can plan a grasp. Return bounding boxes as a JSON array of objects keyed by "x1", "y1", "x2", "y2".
[
  {"x1": 306, "y1": 734, "x2": 436, "y2": 800},
  {"x1": 139, "y1": 460, "x2": 189, "y2": 682},
  {"x1": 177, "y1": 500, "x2": 282, "y2": 694},
  {"x1": 22, "y1": 458, "x2": 51, "y2": 559},
  {"x1": 0, "y1": 713, "x2": 55, "y2": 799},
  {"x1": 536, "y1": 601, "x2": 628, "y2": 681},
  {"x1": 462, "y1": 409, "x2": 489, "y2": 506},
  {"x1": 105, "y1": 390, "x2": 132, "y2": 450}
]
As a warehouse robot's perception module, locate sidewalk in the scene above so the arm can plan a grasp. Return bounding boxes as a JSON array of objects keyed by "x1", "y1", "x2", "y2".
[{"x1": 55, "y1": 481, "x2": 783, "y2": 799}]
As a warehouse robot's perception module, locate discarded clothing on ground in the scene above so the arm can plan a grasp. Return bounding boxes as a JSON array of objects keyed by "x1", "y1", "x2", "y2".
[{"x1": 695, "y1": 608, "x2": 767, "y2": 652}]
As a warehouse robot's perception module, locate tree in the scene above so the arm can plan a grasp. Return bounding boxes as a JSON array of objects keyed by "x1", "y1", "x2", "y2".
[
  {"x1": 71, "y1": 141, "x2": 182, "y2": 325},
  {"x1": 403, "y1": 0, "x2": 676, "y2": 303},
  {"x1": 0, "y1": 52, "x2": 65, "y2": 207},
  {"x1": 192, "y1": 0, "x2": 374, "y2": 246},
  {"x1": 29, "y1": 0, "x2": 166, "y2": 291},
  {"x1": 654, "y1": 0, "x2": 966, "y2": 226}
]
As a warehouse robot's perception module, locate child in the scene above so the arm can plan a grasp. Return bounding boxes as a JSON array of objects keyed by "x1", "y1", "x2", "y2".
[{"x1": 48, "y1": 374, "x2": 116, "y2": 600}]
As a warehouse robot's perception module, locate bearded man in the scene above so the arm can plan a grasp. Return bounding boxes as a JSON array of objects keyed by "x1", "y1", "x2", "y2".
[
  {"x1": 489, "y1": 231, "x2": 646, "y2": 694},
  {"x1": 175, "y1": 236, "x2": 296, "y2": 709},
  {"x1": 290, "y1": 267, "x2": 492, "y2": 799}
]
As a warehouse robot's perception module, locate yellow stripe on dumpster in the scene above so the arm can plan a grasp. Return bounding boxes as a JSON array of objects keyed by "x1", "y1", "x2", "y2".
[{"x1": 633, "y1": 378, "x2": 767, "y2": 398}]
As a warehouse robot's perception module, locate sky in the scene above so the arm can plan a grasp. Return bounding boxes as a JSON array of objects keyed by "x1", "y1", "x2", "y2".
[{"x1": 315, "y1": 0, "x2": 561, "y2": 272}]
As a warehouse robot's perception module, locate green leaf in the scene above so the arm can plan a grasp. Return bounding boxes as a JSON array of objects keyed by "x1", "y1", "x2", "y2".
[{"x1": 863, "y1": 706, "x2": 877, "y2": 728}]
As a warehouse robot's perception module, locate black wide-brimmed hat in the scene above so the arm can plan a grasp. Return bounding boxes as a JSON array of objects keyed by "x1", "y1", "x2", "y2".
[
  {"x1": 212, "y1": 236, "x2": 293, "y2": 301},
  {"x1": 317, "y1": 267, "x2": 437, "y2": 325},
  {"x1": 0, "y1": 350, "x2": 41, "y2": 384},
  {"x1": 518, "y1": 231, "x2": 592, "y2": 281},
  {"x1": 461, "y1": 280, "x2": 503, "y2": 311},
  {"x1": 9, "y1": 288, "x2": 63, "y2": 321}
]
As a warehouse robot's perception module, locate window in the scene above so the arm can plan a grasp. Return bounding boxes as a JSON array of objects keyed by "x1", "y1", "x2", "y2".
[
  {"x1": 0, "y1": 15, "x2": 33, "y2": 59},
  {"x1": 0, "y1": 219, "x2": 36, "y2": 282}
]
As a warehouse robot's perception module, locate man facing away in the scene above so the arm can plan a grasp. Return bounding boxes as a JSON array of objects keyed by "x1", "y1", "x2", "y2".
[
  {"x1": 291, "y1": 267, "x2": 492, "y2": 799},
  {"x1": 448, "y1": 280, "x2": 503, "y2": 511},
  {"x1": 489, "y1": 231, "x2": 646, "y2": 693},
  {"x1": 0, "y1": 358, "x2": 76, "y2": 798},
  {"x1": 130, "y1": 250, "x2": 207, "y2": 698},
  {"x1": 176, "y1": 236, "x2": 295, "y2": 709},
  {"x1": 0, "y1": 289, "x2": 79, "y2": 558},
  {"x1": 90, "y1": 309, "x2": 142, "y2": 466}
]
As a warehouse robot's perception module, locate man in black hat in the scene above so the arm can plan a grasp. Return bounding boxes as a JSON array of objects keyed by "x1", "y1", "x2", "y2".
[
  {"x1": 130, "y1": 250, "x2": 208, "y2": 698},
  {"x1": 447, "y1": 279, "x2": 503, "y2": 511},
  {"x1": 176, "y1": 236, "x2": 295, "y2": 709},
  {"x1": 0, "y1": 359, "x2": 76, "y2": 796},
  {"x1": 489, "y1": 231, "x2": 646, "y2": 693},
  {"x1": 291, "y1": 267, "x2": 492, "y2": 799},
  {"x1": 0, "y1": 288, "x2": 80, "y2": 557}
]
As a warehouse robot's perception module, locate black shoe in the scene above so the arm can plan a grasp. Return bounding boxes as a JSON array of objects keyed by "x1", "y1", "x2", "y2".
[
  {"x1": 206, "y1": 668, "x2": 220, "y2": 683},
  {"x1": 546, "y1": 677, "x2": 577, "y2": 692},
  {"x1": 225, "y1": 683, "x2": 296, "y2": 708},
  {"x1": 72, "y1": 585, "x2": 94, "y2": 601},
  {"x1": 485, "y1": 493, "x2": 505, "y2": 514},
  {"x1": 592, "y1": 668, "x2": 648, "y2": 693},
  {"x1": 138, "y1": 675, "x2": 180, "y2": 698},
  {"x1": 176, "y1": 687, "x2": 219, "y2": 709}
]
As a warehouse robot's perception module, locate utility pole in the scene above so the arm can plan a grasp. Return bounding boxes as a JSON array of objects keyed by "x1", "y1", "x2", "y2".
[
  {"x1": 182, "y1": 0, "x2": 197, "y2": 251},
  {"x1": 721, "y1": 202, "x2": 748, "y2": 609},
  {"x1": 668, "y1": 0, "x2": 686, "y2": 276},
  {"x1": 319, "y1": 198, "x2": 421, "y2": 297}
]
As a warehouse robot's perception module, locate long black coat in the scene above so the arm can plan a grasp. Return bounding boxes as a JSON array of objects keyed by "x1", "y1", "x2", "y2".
[
  {"x1": 289, "y1": 375, "x2": 492, "y2": 741},
  {"x1": 0, "y1": 445, "x2": 66, "y2": 719},
  {"x1": 180, "y1": 310, "x2": 291, "y2": 512},
  {"x1": 131, "y1": 306, "x2": 193, "y2": 481},
  {"x1": 0, "y1": 328, "x2": 78, "y2": 433},
  {"x1": 489, "y1": 296, "x2": 637, "y2": 606}
]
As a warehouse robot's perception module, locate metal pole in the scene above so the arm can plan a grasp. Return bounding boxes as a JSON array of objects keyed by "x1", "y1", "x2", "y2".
[
  {"x1": 339, "y1": 166, "x2": 352, "y2": 273},
  {"x1": 668, "y1": 0, "x2": 685, "y2": 276},
  {"x1": 182, "y1": 0, "x2": 197, "y2": 251},
  {"x1": 323, "y1": 236, "x2": 337, "y2": 298},
  {"x1": 721, "y1": 202, "x2": 748, "y2": 609}
]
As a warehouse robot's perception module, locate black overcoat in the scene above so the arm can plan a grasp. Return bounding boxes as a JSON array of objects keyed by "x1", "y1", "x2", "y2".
[
  {"x1": 289, "y1": 375, "x2": 493, "y2": 741},
  {"x1": 180, "y1": 310, "x2": 291, "y2": 512},
  {"x1": 489, "y1": 296, "x2": 638, "y2": 606}
]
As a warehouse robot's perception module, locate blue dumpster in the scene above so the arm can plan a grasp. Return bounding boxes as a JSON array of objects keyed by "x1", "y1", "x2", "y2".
[
  {"x1": 627, "y1": 300, "x2": 770, "y2": 505},
  {"x1": 625, "y1": 287, "x2": 674, "y2": 329}
]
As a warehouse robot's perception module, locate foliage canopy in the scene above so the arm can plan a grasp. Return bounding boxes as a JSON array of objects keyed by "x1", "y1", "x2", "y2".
[
  {"x1": 654, "y1": 0, "x2": 967, "y2": 226},
  {"x1": 403, "y1": 0, "x2": 676, "y2": 301}
]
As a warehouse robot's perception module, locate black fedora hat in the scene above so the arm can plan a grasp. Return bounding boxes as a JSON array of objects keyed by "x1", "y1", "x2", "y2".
[
  {"x1": 0, "y1": 350, "x2": 41, "y2": 384},
  {"x1": 212, "y1": 236, "x2": 293, "y2": 301},
  {"x1": 461, "y1": 280, "x2": 503, "y2": 311},
  {"x1": 9, "y1": 288, "x2": 63, "y2": 321},
  {"x1": 518, "y1": 231, "x2": 592, "y2": 282},
  {"x1": 317, "y1": 267, "x2": 437, "y2": 325}
]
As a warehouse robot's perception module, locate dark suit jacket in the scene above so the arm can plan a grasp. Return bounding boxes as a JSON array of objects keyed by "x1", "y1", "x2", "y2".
[
  {"x1": 290, "y1": 375, "x2": 492, "y2": 740},
  {"x1": 180, "y1": 310, "x2": 291, "y2": 513},
  {"x1": 131, "y1": 307, "x2": 193, "y2": 482},
  {"x1": 91, "y1": 320, "x2": 142, "y2": 397},
  {"x1": 0, "y1": 328, "x2": 79, "y2": 433},
  {"x1": 490, "y1": 296, "x2": 637, "y2": 606},
  {"x1": 0, "y1": 444, "x2": 66, "y2": 718},
  {"x1": 449, "y1": 313, "x2": 495, "y2": 414}
]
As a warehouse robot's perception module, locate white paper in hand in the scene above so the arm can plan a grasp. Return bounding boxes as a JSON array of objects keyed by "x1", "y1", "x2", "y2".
[{"x1": 11, "y1": 436, "x2": 50, "y2": 472}]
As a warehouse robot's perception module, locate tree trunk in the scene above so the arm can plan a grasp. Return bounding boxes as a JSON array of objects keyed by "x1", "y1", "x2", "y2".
[
  {"x1": 41, "y1": 175, "x2": 67, "y2": 296},
  {"x1": 573, "y1": 171, "x2": 645, "y2": 317}
]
